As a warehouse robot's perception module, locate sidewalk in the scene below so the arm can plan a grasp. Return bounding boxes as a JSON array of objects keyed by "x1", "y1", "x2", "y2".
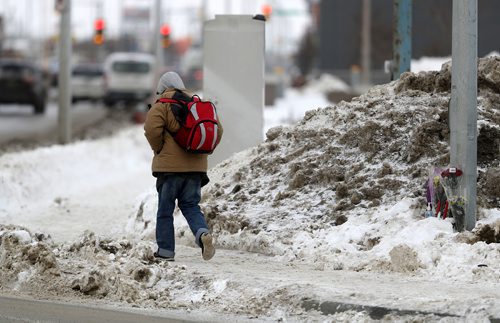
[{"x1": 176, "y1": 245, "x2": 500, "y2": 321}]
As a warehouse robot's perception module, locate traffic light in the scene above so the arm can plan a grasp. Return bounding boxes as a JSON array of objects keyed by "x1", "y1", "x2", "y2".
[
  {"x1": 261, "y1": 4, "x2": 272, "y2": 20},
  {"x1": 93, "y1": 18, "x2": 105, "y2": 45},
  {"x1": 160, "y1": 24, "x2": 171, "y2": 48}
]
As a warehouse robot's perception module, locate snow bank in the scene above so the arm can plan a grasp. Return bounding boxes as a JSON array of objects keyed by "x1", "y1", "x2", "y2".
[
  {"x1": 0, "y1": 126, "x2": 153, "y2": 240},
  {"x1": 0, "y1": 127, "x2": 150, "y2": 211},
  {"x1": 411, "y1": 56, "x2": 451, "y2": 73}
]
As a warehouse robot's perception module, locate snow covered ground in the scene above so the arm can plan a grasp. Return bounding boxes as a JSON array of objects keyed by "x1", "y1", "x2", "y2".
[{"x1": 0, "y1": 57, "x2": 499, "y2": 322}]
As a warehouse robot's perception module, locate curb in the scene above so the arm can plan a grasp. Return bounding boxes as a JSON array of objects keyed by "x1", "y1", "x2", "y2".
[{"x1": 301, "y1": 298, "x2": 499, "y2": 321}]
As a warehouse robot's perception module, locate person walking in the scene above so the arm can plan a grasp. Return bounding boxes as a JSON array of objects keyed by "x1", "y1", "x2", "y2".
[{"x1": 144, "y1": 71, "x2": 222, "y2": 261}]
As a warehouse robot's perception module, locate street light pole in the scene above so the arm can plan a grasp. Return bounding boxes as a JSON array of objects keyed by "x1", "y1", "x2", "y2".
[
  {"x1": 450, "y1": 0, "x2": 477, "y2": 231},
  {"x1": 57, "y1": 0, "x2": 72, "y2": 144}
]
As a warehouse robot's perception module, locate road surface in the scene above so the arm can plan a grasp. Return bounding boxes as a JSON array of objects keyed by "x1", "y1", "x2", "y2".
[
  {"x1": 0, "y1": 294, "x2": 260, "y2": 323},
  {"x1": 0, "y1": 295, "x2": 190, "y2": 323},
  {"x1": 0, "y1": 101, "x2": 107, "y2": 145}
]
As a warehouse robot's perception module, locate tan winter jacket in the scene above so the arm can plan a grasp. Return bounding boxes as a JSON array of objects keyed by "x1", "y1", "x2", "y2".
[{"x1": 144, "y1": 89, "x2": 222, "y2": 174}]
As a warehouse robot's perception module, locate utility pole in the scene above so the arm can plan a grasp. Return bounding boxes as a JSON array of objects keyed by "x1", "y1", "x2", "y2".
[
  {"x1": 392, "y1": 0, "x2": 412, "y2": 79},
  {"x1": 450, "y1": 0, "x2": 477, "y2": 231},
  {"x1": 200, "y1": 0, "x2": 207, "y2": 21},
  {"x1": 0, "y1": 16, "x2": 4, "y2": 52},
  {"x1": 361, "y1": 0, "x2": 371, "y2": 86},
  {"x1": 56, "y1": 0, "x2": 72, "y2": 144}
]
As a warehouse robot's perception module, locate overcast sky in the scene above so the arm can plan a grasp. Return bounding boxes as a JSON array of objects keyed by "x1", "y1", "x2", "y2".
[{"x1": 0, "y1": 0, "x2": 310, "y2": 41}]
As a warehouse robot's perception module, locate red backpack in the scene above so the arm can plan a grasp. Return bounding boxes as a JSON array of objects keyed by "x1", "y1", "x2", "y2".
[{"x1": 156, "y1": 93, "x2": 221, "y2": 154}]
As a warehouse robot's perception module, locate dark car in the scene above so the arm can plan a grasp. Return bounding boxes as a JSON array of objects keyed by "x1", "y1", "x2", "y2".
[{"x1": 0, "y1": 59, "x2": 48, "y2": 114}]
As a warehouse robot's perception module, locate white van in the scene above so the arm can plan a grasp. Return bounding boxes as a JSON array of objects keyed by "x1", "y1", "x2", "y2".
[
  {"x1": 103, "y1": 52, "x2": 155, "y2": 106},
  {"x1": 71, "y1": 63, "x2": 105, "y2": 103}
]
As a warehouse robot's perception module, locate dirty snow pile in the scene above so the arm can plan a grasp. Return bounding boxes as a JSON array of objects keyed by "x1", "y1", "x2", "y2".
[
  {"x1": 0, "y1": 57, "x2": 499, "y2": 320},
  {"x1": 0, "y1": 225, "x2": 288, "y2": 319},
  {"x1": 133, "y1": 57, "x2": 500, "y2": 277}
]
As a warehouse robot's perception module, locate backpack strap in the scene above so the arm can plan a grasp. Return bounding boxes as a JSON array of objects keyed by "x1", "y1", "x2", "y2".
[
  {"x1": 156, "y1": 98, "x2": 189, "y2": 128},
  {"x1": 156, "y1": 98, "x2": 187, "y2": 105},
  {"x1": 156, "y1": 89, "x2": 193, "y2": 105}
]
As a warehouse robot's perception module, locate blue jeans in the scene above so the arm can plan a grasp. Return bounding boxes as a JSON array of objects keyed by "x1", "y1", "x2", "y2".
[{"x1": 156, "y1": 173, "x2": 209, "y2": 258}]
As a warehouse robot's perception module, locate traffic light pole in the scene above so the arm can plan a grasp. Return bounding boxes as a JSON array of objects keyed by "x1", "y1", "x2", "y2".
[
  {"x1": 96, "y1": 1, "x2": 105, "y2": 63},
  {"x1": 450, "y1": 0, "x2": 477, "y2": 231},
  {"x1": 154, "y1": 0, "x2": 163, "y2": 88},
  {"x1": 58, "y1": 0, "x2": 72, "y2": 144}
]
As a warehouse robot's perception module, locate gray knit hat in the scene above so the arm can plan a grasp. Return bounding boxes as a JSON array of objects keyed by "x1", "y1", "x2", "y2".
[{"x1": 156, "y1": 71, "x2": 185, "y2": 94}]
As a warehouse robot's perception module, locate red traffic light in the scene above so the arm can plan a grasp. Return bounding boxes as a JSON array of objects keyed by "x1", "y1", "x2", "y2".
[
  {"x1": 94, "y1": 18, "x2": 105, "y2": 31},
  {"x1": 261, "y1": 4, "x2": 272, "y2": 17},
  {"x1": 94, "y1": 18, "x2": 105, "y2": 45},
  {"x1": 160, "y1": 24, "x2": 171, "y2": 36}
]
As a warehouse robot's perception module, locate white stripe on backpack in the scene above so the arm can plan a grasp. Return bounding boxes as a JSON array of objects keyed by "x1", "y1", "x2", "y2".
[
  {"x1": 211, "y1": 124, "x2": 218, "y2": 149},
  {"x1": 191, "y1": 103, "x2": 199, "y2": 120},
  {"x1": 196, "y1": 123, "x2": 206, "y2": 149}
]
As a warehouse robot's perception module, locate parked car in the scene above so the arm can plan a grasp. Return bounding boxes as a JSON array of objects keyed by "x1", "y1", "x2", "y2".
[
  {"x1": 0, "y1": 59, "x2": 48, "y2": 114},
  {"x1": 71, "y1": 63, "x2": 105, "y2": 103},
  {"x1": 103, "y1": 52, "x2": 155, "y2": 107}
]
